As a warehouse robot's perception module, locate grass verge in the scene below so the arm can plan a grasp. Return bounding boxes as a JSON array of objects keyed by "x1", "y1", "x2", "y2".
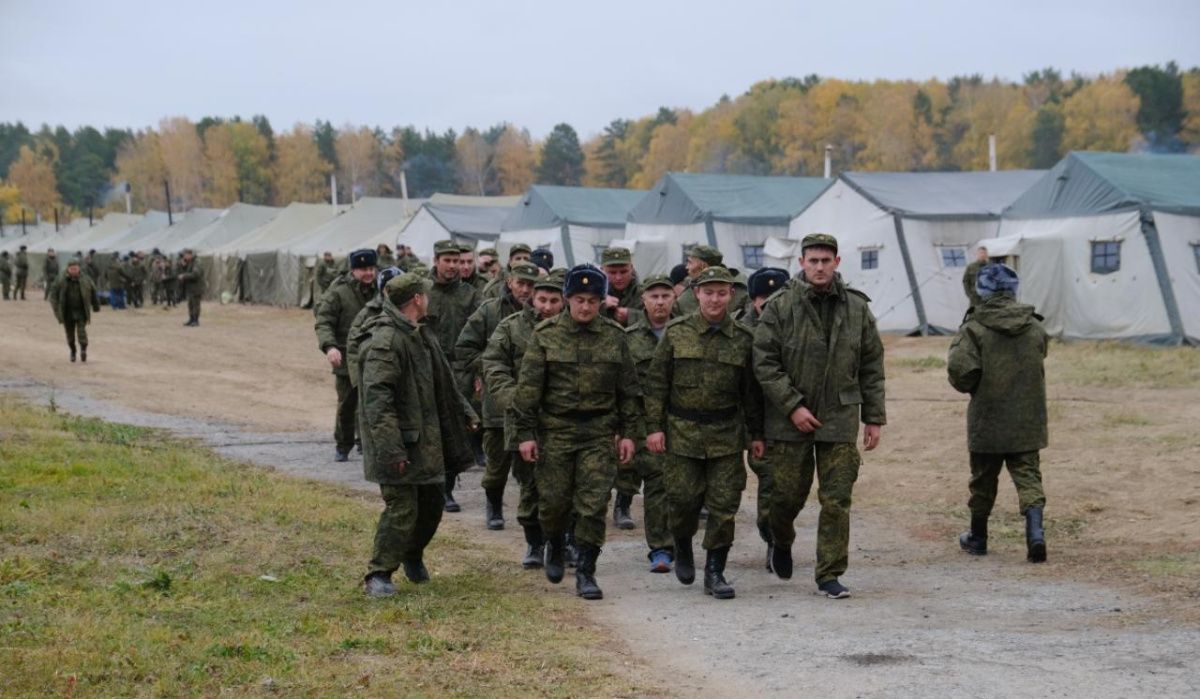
[{"x1": 0, "y1": 397, "x2": 633, "y2": 697}]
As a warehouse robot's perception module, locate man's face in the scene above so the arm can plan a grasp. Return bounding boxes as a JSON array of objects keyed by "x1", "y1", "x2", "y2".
[
  {"x1": 324, "y1": 253, "x2": 333, "y2": 263},
  {"x1": 567, "y1": 293, "x2": 601, "y2": 324},
  {"x1": 507, "y1": 276, "x2": 535, "y2": 305},
  {"x1": 66, "y1": 265, "x2": 81, "y2": 279},
  {"x1": 603, "y1": 263, "x2": 633, "y2": 292},
  {"x1": 685, "y1": 256, "x2": 707, "y2": 278},
  {"x1": 976, "y1": 247, "x2": 989, "y2": 263},
  {"x1": 510, "y1": 252, "x2": 531, "y2": 265},
  {"x1": 458, "y1": 252, "x2": 475, "y2": 277},
  {"x1": 801, "y1": 247, "x2": 839, "y2": 289},
  {"x1": 435, "y1": 253, "x2": 460, "y2": 282},
  {"x1": 478, "y1": 254, "x2": 495, "y2": 274},
  {"x1": 642, "y1": 287, "x2": 675, "y2": 326},
  {"x1": 183, "y1": 253, "x2": 194, "y2": 264},
  {"x1": 48, "y1": 251, "x2": 56, "y2": 258},
  {"x1": 532, "y1": 289, "x2": 563, "y2": 319},
  {"x1": 696, "y1": 283, "x2": 733, "y2": 322},
  {"x1": 352, "y1": 266, "x2": 377, "y2": 286}
]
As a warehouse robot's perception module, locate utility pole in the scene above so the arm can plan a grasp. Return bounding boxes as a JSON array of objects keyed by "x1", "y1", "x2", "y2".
[
  {"x1": 164, "y1": 180, "x2": 174, "y2": 225},
  {"x1": 988, "y1": 135, "x2": 997, "y2": 172},
  {"x1": 824, "y1": 145, "x2": 833, "y2": 179}
]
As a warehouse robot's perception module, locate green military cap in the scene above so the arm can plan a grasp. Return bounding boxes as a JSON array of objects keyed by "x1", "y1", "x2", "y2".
[
  {"x1": 408, "y1": 262, "x2": 431, "y2": 278},
  {"x1": 687, "y1": 244, "x2": 723, "y2": 266},
  {"x1": 800, "y1": 233, "x2": 839, "y2": 253},
  {"x1": 385, "y1": 272, "x2": 433, "y2": 306},
  {"x1": 66, "y1": 257, "x2": 82, "y2": 268},
  {"x1": 457, "y1": 243, "x2": 475, "y2": 253},
  {"x1": 601, "y1": 246, "x2": 633, "y2": 266},
  {"x1": 478, "y1": 247, "x2": 498, "y2": 257},
  {"x1": 694, "y1": 265, "x2": 734, "y2": 286},
  {"x1": 508, "y1": 243, "x2": 532, "y2": 258},
  {"x1": 509, "y1": 261, "x2": 541, "y2": 283},
  {"x1": 639, "y1": 273, "x2": 673, "y2": 294},
  {"x1": 535, "y1": 268, "x2": 566, "y2": 291},
  {"x1": 433, "y1": 240, "x2": 460, "y2": 256},
  {"x1": 730, "y1": 268, "x2": 748, "y2": 288}
]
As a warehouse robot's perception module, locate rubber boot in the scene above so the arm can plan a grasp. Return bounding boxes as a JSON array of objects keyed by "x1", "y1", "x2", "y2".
[
  {"x1": 485, "y1": 488, "x2": 505, "y2": 530},
  {"x1": 69, "y1": 343, "x2": 76, "y2": 363},
  {"x1": 402, "y1": 556, "x2": 429, "y2": 584},
  {"x1": 80, "y1": 344, "x2": 87, "y2": 363},
  {"x1": 564, "y1": 527, "x2": 579, "y2": 569},
  {"x1": 704, "y1": 547, "x2": 735, "y2": 599},
  {"x1": 674, "y1": 536, "x2": 695, "y2": 585},
  {"x1": 772, "y1": 543, "x2": 793, "y2": 580},
  {"x1": 443, "y1": 473, "x2": 460, "y2": 513},
  {"x1": 613, "y1": 493, "x2": 635, "y2": 530},
  {"x1": 959, "y1": 514, "x2": 988, "y2": 556},
  {"x1": 544, "y1": 533, "x2": 565, "y2": 584},
  {"x1": 1025, "y1": 507, "x2": 1046, "y2": 563},
  {"x1": 522, "y1": 525, "x2": 544, "y2": 569},
  {"x1": 575, "y1": 545, "x2": 603, "y2": 600}
]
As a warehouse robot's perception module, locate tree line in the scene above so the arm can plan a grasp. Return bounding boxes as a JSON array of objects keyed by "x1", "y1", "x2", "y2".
[{"x1": 2, "y1": 64, "x2": 1198, "y2": 224}]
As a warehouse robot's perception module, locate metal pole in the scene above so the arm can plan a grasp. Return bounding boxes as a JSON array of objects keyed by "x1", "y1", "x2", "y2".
[
  {"x1": 54, "y1": 208, "x2": 59, "y2": 232},
  {"x1": 164, "y1": 180, "x2": 174, "y2": 225},
  {"x1": 21, "y1": 209, "x2": 27, "y2": 235},
  {"x1": 824, "y1": 145, "x2": 833, "y2": 179},
  {"x1": 400, "y1": 170, "x2": 410, "y2": 217},
  {"x1": 988, "y1": 135, "x2": 997, "y2": 172},
  {"x1": 88, "y1": 200, "x2": 93, "y2": 226},
  {"x1": 331, "y1": 174, "x2": 338, "y2": 214},
  {"x1": 125, "y1": 182, "x2": 132, "y2": 214}
]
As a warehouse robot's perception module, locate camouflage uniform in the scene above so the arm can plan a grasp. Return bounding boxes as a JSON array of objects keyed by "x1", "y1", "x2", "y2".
[
  {"x1": 427, "y1": 272, "x2": 482, "y2": 500},
  {"x1": 0, "y1": 253, "x2": 11, "y2": 299},
  {"x1": 754, "y1": 270, "x2": 886, "y2": 586},
  {"x1": 177, "y1": 256, "x2": 204, "y2": 323},
  {"x1": 127, "y1": 259, "x2": 147, "y2": 308},
  {"x1": 49, "y1": 270, "x2": 100, "y2": 357},
  {"x1": 316, "y1": 273, "x2": 377, "y2": 455},
  {"x1": 624, "y1": 317, "x2": 675, "y2": 557},
  {"x1": 14, "y1": 249, "x2": 29, "y2": 299},
  {"x1": 396, "y1": 252, "x2": 420, "y2": 272},
  {"x1": 313, "y1": 257, "x2": 340, "y2": 314},
  {"x1": 42, "y1": 254, "x2": 59, "y2": 300},
  {"x1": 347, "y1": 296, "x2": 385, "y2": 390},
  {"x1": 962, "y1": 259, "x2": 985, "y2": 309},
  {"x1": 734, "y1": 303, "x2": 774, "y2": 546}
]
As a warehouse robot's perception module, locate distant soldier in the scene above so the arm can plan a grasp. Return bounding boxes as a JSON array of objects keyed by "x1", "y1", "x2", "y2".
[
  {"x1": 346, "y1": 266, "x2": 405, "y2": 393},
  {"x1": 14, "y1": 245, "x2": 29, "y2": 300},
  {"x1": 457, "y1": 244, "x2": 488, "y2": 292},
  {"x1": 106, "y1": 253, "x2": 128, "y2": 310},
  {"x1": 313, "y1": 251, "x2": 339, "y2": 314},
  {"x1": 376, "y1": 243, "x2": 396, "y2": 270},
  {"x1": 454, "y1": 261, "x2": 540, "y2": 530},
  {"x1": 482, "y1": 244, "x2": 532, "y2": 299},
  {"x1": 162, "y1": 253, "x2": 178, "y2": 307},
  {"x1": 623, "y1": 274, "x2": 678, "y2": 572},
  {"x1": 426, "y1": 240, "x2": 483, "y2": 512},
  {"x1": 84, "y1": 250, "x2": 100, "y2": 285},
  {"x1": 359, "y1": 273, "x2": 478, "y2": 598},
  {"x1": 127, "y1": 254, "x2": 147, "y2": 308},
  {"x1": 395, "y1": 244, "x2": 420, "y2": 272},
  {"x1": 42, "y1": 248, "x2": 59, "y2": 300},
  {"x1": 602, "y1": 245, "x2": 645, "y2": 529},
  {"x1": 177, "y1": 249, "x2": 204, "y2": 326},
  {"x1": 476, "y1": 247, "x2": 500, "y2": 280},
  {"x1": 514, "y1": 264, "x2": 641, "y2": 600},
  {"x1": 754, "y1": 233, "x2": 886, "y2": 600},
  {"x1": 482, "y1": 269, "x2": 566, "y2": 568},
  {"x1": 530, "y1": 248, "x2": 554, "y2": 274},
  {"x1": 315, "y1": 248, "x2": 378, "y2": 462},
  {"x1": 962, "y1": 246, "x2": 989, "y2": 310},
  {"x1": 49, "y1": 258, "x2": 101, "y2": 363},
  {"x1": 673, "y1": 245, "x2": 723, "y2": 316},
  {"x1": 948, "y1": 263, "x2": 1049, "y2": 563},
  {"x1": 0, "y1": 251, "x2": 11, "y2": 300}
]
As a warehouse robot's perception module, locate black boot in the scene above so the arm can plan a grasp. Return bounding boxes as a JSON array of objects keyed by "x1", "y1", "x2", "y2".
[
  {"x1": 758, "y1": 521, "x2": 774, "y2": 572},
  {"x1": 613, "y1": 493, "x2": 635, "y2": 530},
  {"x1": 772, "y1": 543, "x2": 793, "y2": 580},
  {"x1": 575, "y1": 545, "x2": 603, "y2": 600},
  {"x1": 959, "y1": 514, "x2": 988, "y2": 556},
  {"x1": 80, "y1": 344, "x2": 87, "y2": 363},
  {"x1": 674, "y1": 537, "x2": 695, "y2": 585},
  {"x1": 522, "y1": 525, "x2": 544, "y2": 569},
  {"x1": 564, "y1": 528, "x2": 579, "y2": 569},
  {"x1": 485, "y1": 488, "x2": 504, "y2": 530},
  {"x1": 69, "y1": 344, "x2": 76, "y2": 363},
  {"x1": 544, "y1": 534, "x2": 565, "y2": 584},
  {"x1": 444, "y1": 474, "x2": 460, "y2": 513},
  {"x1": 1025, "y1": 507, "x2": 1046, "y2": 563},
  {"x1": 402, "y1": 556, "x2": 429, "y2": 584},
  {"x1": 704, "y1": 547, "x2": 735, "y2": 599}
]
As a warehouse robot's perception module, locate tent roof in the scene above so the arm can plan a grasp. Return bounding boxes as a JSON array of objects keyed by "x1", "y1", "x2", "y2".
[
  {"x1": 503, "y1": 185, "x2": 644, "y2": 231},
  {"x1": 429, "y1": 193, "x2": 522, "y2": 208},
  {"x1": 121, "y1": 209, "x2": 225, "y2": 252},
  {"x1": 173, "y1": 203, "x2": 279, "y2": 252},
  {"x1": 213, "y1": 202, "x2": 339, "y2": 254},
  {"x1": 1005, "y1": 151, "x2": 1200, "y2": 218},
  {"x1": 839, "y1": 170, "x2": 1045, "y2": 219},
  {"x1": 629, "y1": 172, "x2": 832, "y2": 226},
  {"x1": 287, "y1": 197, "x2": 422, "y2": 254},
  {"x1": 417, "y1": 203, "x2": 513, "y2": 237}
]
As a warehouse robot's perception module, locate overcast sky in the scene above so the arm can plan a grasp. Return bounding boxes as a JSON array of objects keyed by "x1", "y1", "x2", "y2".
[{"x1": 2, "y1": 0, "x2": 1198, "y2": 140}]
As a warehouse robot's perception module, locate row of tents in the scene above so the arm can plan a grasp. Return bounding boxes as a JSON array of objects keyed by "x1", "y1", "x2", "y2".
[{"x1": 3, "y1": 151, "x2": 1197, "y2": 344}]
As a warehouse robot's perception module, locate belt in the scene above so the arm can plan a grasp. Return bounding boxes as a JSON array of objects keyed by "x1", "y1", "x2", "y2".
[
  {"x1": 547, "y1": 408, "x2": 612, "y2": 421},
  {"x1": 668, "y1": 404, "x2": 739, "y2": 422}
]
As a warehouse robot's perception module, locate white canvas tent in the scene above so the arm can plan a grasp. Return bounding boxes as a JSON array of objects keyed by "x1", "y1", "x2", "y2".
[
  {"x1": 789, "y1": 170, "x2": 1044, "y2": 334},
  {"x1": 498, "y1": 185, "x2": 645, "y2": 267},
  {"x1": 994, "y1": 151, "x2": 1200, "y2": 344},
  {"x1": 399, "y1": 202, "x2": 515, "y2": 260}
]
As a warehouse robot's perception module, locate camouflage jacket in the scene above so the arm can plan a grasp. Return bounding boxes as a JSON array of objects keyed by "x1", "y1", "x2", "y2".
[
  {"x1": 644, "y1": 312, "x2": 763, "y2": 458},
  {"x1": 481, "y1": 306, "x2": 543, "y2": 449},
  {"x1": 481, "y1": 272, "x2": 505, "y2": 300},
  {"x1": 358, "y1": 301, "x2": 478, "y2": 485},
  {"x1": 962, "y1": 260, "x2": 984, "y2": 308},
  {"x1": 177, "y1": 258, "x2": 204, "y2": 297},
  {"x1": 948, "y1": 293, "x2": 1049, "y2": 453},
  {"x1": 50, "y1": 275, "x2": 100, "y2": 324},
  {"x1": 602, "y1": 277, "x2": 643, "y2": 324},
  {"x1": 85, "y1": 258, "x2": 101, "y2": 283},
  {"x1": 128, "y1": 262, "x2": 147, "y2": 285},
  {"x1": 106, "y1": 261, "x2": 128, "y2": 289},
  {"x1": 42, "y1": 256, "x2": 59, "y2": 283},
  {"x1": 462, "y1": 272, "x2": 489, "y2": 292},
  {"x1": 15, "y1": 251, "x2": 28, "y2": 274},
  {"x1": 315, "y1": 273, "x2": 376, "y2": 376},
  {"x1": 396, "y1": 253, "x2": 420, "y2": 272},
  {"x1": 453, "y1": 289, "x2": 524, "y2": 427},
  {"x1": 0, "y1": 256, "x2": 11, "y2": 281},
  {"x1": 753, "y1": 275, "x2": 886, "y2": 443},
  {"x1": 314, "y1": 259, "x2": 339, "y2": 296},
  {"x1": 513, "y1": 312, "x2": 642, "y2": 444},
  {"x1": 426, "y1": 277, "x2": 481, "y2": 361},
  {"x1": 346, "y1": 295, "x2": 386, "y2": 389}
]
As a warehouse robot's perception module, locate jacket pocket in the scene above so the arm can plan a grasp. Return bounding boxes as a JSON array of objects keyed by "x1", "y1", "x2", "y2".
[
  {"x1": 838, "y1": 387, "x2": 863, "y2": 405},
  {"x1": 401, "y1": 429, "x2": 420, "y2": 445}
]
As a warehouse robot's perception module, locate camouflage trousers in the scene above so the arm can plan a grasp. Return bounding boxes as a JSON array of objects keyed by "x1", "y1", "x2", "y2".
[
  {"x1": 535, "y1": 433, "x2": 617, "y2": 548},
  {"x1": 186, "y1": 292, "x2": 201, "y2": 321},
  {"x1": 511, "y1": 454, "x2": 540, "y2": 531},
  {"x1": 769, "y1": 440, "x2": 860, "y2": 584},
  {"x1": 2, "y1": 278, "x2": 9, "y2": 299},
  {"x1": 632, "y1": 449, "x2": 671, "y2": 553},
  {"x1": 615, "y1": 462, "x2": 641, "y2": 497},
  {"x1": 333, "y1": 374, "x2": 358, "y2": 453},
  {"x1": 969, "y1": 451, "x2": 1046, "y2": 517},
  {"x1": 480, "y1": 428, "x2": 512, "y2": 492},
  {"x1": 63, "y1": 317, "x2": 89, "y2": 349},
  {"x1": 665, "y1": 452, "x2": 747, "y2": 551},
  {"x1": 368, "y1": 482, "x2": 445, "y2": 577},
  {"x1": 748, "y1": 453, "x2": 773, "y2": 543},
  {"x1": 15, "y1": 274, "x2": 27, "y2": 299}
]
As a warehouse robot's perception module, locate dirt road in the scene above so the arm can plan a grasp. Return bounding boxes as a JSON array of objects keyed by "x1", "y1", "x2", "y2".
[{"x1": 3, "y1": 300, "x2": 1198, "y2": 696}]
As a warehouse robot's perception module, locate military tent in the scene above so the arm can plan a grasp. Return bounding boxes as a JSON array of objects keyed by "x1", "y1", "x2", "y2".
[
  {"x1": 398, "y1": 202, "x2": 516, "y2": 260},
  {"x1": 498, "y1": 185, "x2": 644, "y2": 267}
]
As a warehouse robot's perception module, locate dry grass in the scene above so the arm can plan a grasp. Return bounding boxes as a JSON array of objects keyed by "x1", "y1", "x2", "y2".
[{"x1": 1047, "y1": 340, "x2": 1200, "y2": 389}]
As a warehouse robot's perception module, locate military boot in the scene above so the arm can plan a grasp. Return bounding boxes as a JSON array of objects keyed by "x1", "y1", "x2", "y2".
[
  {"x1": 575, "y1": 545, "x2": 603, "y2": 600},
  {"x1": 485, "y1": 488, "x2": 505, "y2": 530},
  {"x1": 80, "y1": 344, "x2": 87, "y2": 363},
  {"x1": 613, "y1": 493, "x2": 635, "y2": 530},
  {"x1": 772, "y1": 543, "x2": 793, "y2": 580},
  {"x1": 959, "y1": 514, "x2": 988, "y2": 556},
  {"x1": 758, "y1": 520, "x2": 774, "y2": 572},
  {"x1": 704, "y1": 547, "x2": 735, "y2": 600},
  {"x1": 674, "y1": 536, "x2": 695, "y2": 585},
  {"x1": 363, "y1": 572, "x2": 397, "y2": 598},
  {"x1": 69, "y1": 343, "x2": 76, "y2": 363},
  {"x1": 444, "y1": 474, "x2": 461, "y2": 513},
  {"x1": 402, "y1": 557, "x2": 430, "y2": 584},
  {"x1": 564, "y1": 528, "x2": 579, "y2": 569},
  {"x1": 1025, "y1": 507, "x2": 1046, "y2": 563},
  {"x1": 522, "y1": 525, "x2": 544, "y2": 569},
  {"x1": 544, "y1": 534, "x2": 565, "y2": 584}
]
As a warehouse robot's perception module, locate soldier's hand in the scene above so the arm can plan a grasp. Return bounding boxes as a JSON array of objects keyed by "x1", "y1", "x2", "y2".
[
  {"x1": 604, "y1": 295, "x2": 620, "y2": 309},
  {"x1": 614, "y1": 306, "x2": 629, "y2": 324},
  {"x1": 751, "y1": 440, "x2": 766, "y2": 459},
  {"x1": 617, "y1": 438, "x2": 636, "y2": 465},
  {"x1": 326, "y1": 348, "x2": 343, "y2": 368},
  {"x1": 519, "y1": 440, "x2": 539, "y2": 463},
  {"x1": 474, "y1": 376, "x2": 483, "y2": 396},
  {"x1": 645, "y1": 432, "x2": 666, "y2": 454},
  {"x1": 393, "y1": 460, "x2": 408, "y2": 474},
  {"x1": 789, "y1": 406, "x2": 822, "y2": 433},
  {"x1": 863, "y1": 424, "x2": 882, "y2": 451}
]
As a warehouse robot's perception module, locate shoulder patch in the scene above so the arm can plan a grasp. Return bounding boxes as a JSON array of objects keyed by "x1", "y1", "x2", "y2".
[
  {"x1": 598, "y1": 316, "x2": 624, "y2": 331},
  {"x1": 534, "y1": 316, "x2": 557, "y2": 331},
  {"x1": 731, "y1": 321, "x2": 754, "y2": 336},
  {"x1": 665, "y1": 315, "x2": 690, "y2": 329}
]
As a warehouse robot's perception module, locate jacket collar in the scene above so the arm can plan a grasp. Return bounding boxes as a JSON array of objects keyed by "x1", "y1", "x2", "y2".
[{"x1": 686, "y1": 309, "x2": 735, "y2": 337}]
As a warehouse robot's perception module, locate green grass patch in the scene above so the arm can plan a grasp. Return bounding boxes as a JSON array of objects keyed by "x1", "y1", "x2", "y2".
[
  {"x1": 0, "y1": 397, "x2": 631, "y2": 697},
  {"x1": 1048, "y1": 341, "x2": 1200, "y2": 389},
  {"x1": 891, "y1": 355, "x2": 947, "y2": 372},
  {"x1": 1131, "y1": 553, "x2": 1200, "y2": 577}
]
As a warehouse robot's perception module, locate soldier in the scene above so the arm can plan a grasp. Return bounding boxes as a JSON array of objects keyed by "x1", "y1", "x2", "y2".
[
  {"x1": 476, "y1": 247, "x2": 499, "y2": 280},
  {"x1": 127, "y1": 254, "x2": 147, "y2": 308},
  {"x1": 669, "y1": 263, "x2": 688, "y2": 299},
  {"x1": 347, "y1": 266, "x2": 405, "y2": 393},
  {"x1": 530, "y1": 248, "x2": 554, "y2": 273},
  {"x1": 0, "y1": 251, "x2": 11, "y2": 300},
  {"x1": 149, "y1": 253, "x2": 166, "y2": 304},
  {"x1": 673, "y1": 245, "x2": 722, "y2": 316},
  {"x1": 624, "y1": 274, "x2": 678, "y2": 572},
  {"x1": 49, "y1": 258, "x2": 101, "y2": 363},
  {"x1": 457, "y1": 244, "x2": 488, "y2": 292},
  {"x1": 426, "y1": 240, "x2": 483, "y2": 511},
  {"x1": 482, "y1": 244, "x2": 533, "y2": 299},
  {"x1": 948, "y1": 263, "x2": 1049, "y2": 563},
  {"x1": 962, "y1": 246, "x2": 989, "y2": 310},
  {"x1": 316, "y1": 248, "x2": 378, "y2": 462},
  {"x1": 396, "y1": 244, "x2": 420, "y2": 272},
  {"x1": 84, "y1": 250, "x2": 100, "y2": 285},
  {"x1": 42, "y1": 248, "x2": 60, "y2": 300},
  {"x1": 600, "y1": 246, "x2": 641, "y2": 326},
  {"x1": 514, "y1": 264, "x2": 641, "y2": 600},
  {"x1": 376, "y1": 243, "x2": 396, "y2": 269},
  {"x1": 313, "y1": 251, "x2": 339, "y2": 315},
  {"x1": 177, "y1": 249, "x2": 204, "y2": 326},
  {"x1": 482, "y1": 269, "x2": 566, "y2": 568},
  {"x1": 14, "y1": 245, "x2": 29, "y2": 300},
  {"x1": 454, "y1": 261, "x2": 541, "y2": 531},
  {"x1": 754, "y1": 233, "x2": 886, "y2": 599},
  {"x1": 359, "y1": 273, "x2": 479, "y2": 597},
  {"x1": 644, "y1": 266, "x2": 764, "y2": 599},
  {"x1": 162, "y1": 252, "x2": 178, "y2": 307},
  {"x1": 106, "y1": 253, "x2": 128, "y2": 310}
]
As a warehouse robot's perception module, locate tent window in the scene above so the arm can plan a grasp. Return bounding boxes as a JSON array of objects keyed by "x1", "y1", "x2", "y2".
[
  {"x1": 1090, "y1": 241, "x2": 1121, "y2": 274},
  {"x1": 741, "y1": 245, "x2": 765, "y2": 269},
  {"x1": 940, "y1": 247, "x2": 967, "y2": 268},
  {"x1": 592, "y1": 244, "x2": 607, "y2": 264},
  {"x1": 861, "y1": 249, "x2": 879, "y2": 270},
  {"x1": 1192, "y1": 244, "x2": 1200, "y2": 274}
]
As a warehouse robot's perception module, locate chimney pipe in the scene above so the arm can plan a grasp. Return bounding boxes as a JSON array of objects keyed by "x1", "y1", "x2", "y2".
[
  {"x1": 824, "y1": 145, "x2": 833, "y2": 179},
  {"x1": 400, "y1": 170, "x2": 410, "y2": 217},
  {"x1": 988, "y1": 135, "x2": 997, "y2": 172},
  {"x1": 331, "y1": 173, "x2": 338, "y2": 215}
]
